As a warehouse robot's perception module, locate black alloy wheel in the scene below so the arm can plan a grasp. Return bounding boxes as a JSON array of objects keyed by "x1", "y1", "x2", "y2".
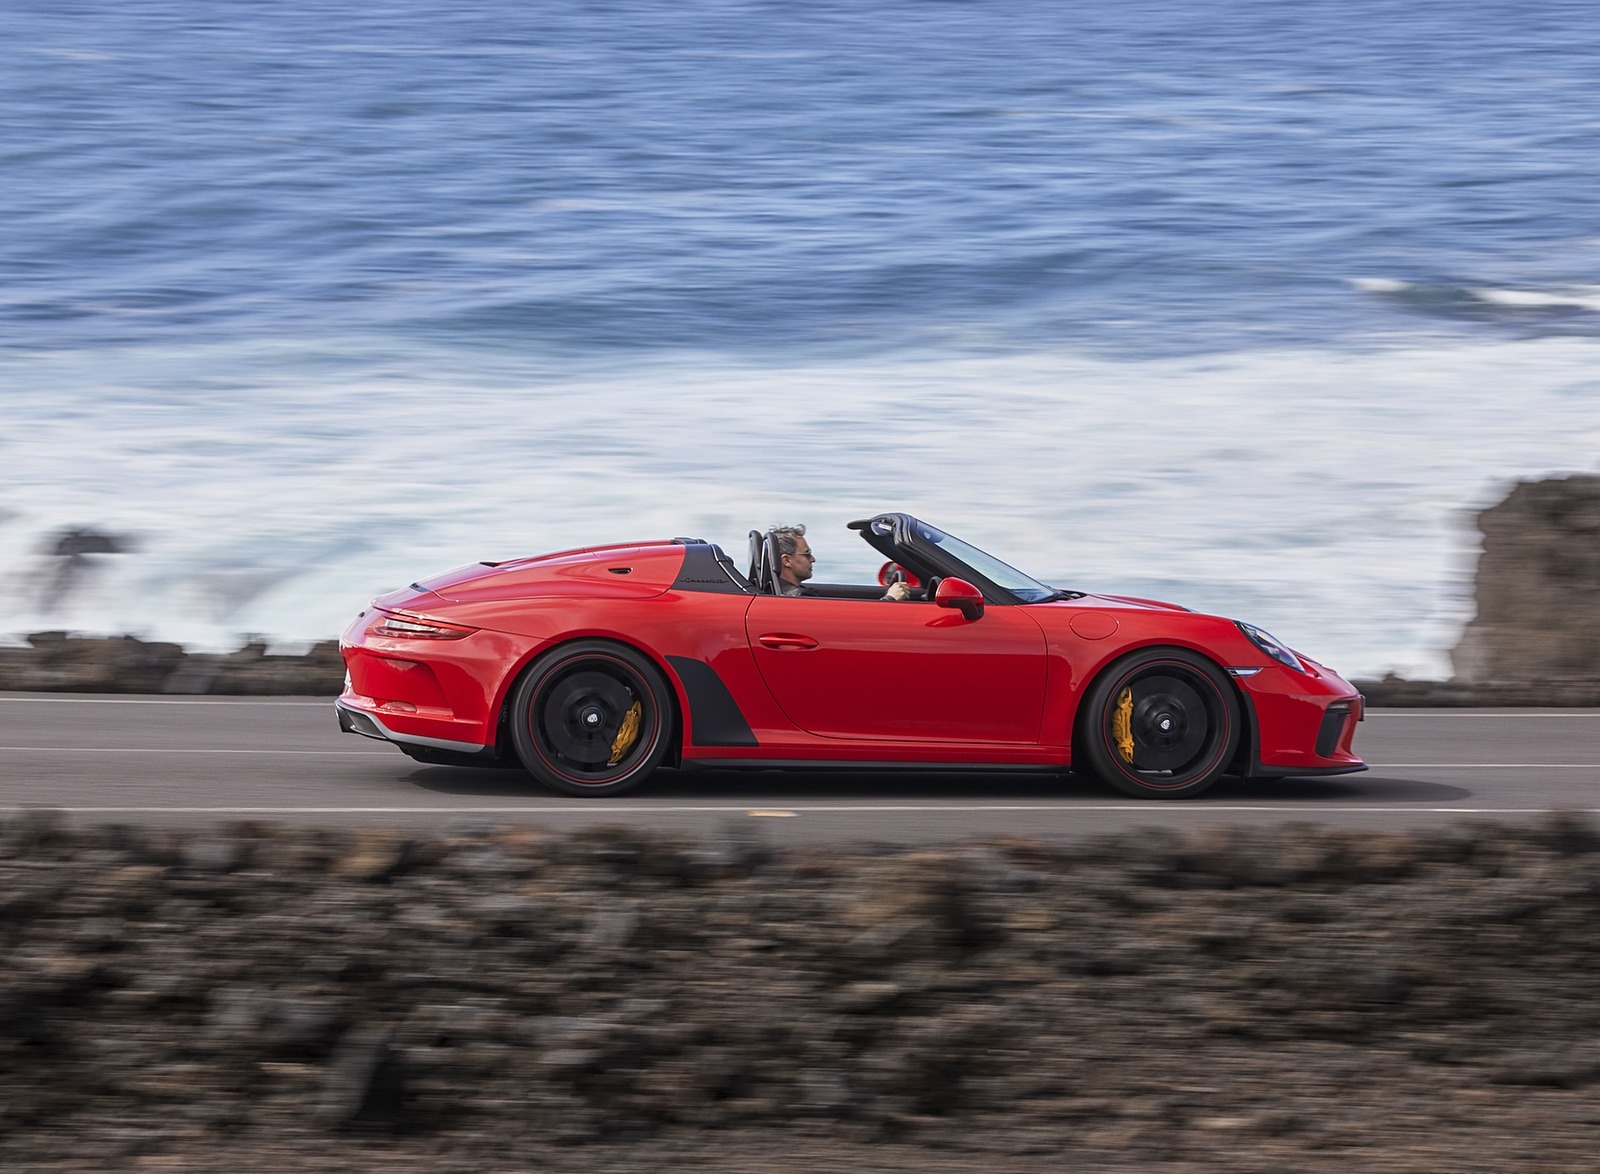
[
  {"x1": 510, "y1": 640, "x2": 673, "y2": 796},
  {"x1": 1079, "y1": 648, "x2": 1240, "y2": 799}
]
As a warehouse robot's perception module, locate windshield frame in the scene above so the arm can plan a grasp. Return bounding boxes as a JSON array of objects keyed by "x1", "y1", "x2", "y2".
[
  {"x1": 910, "y1": 519, "x2": 1059, "y2": 603},
  {"x1": 847, "y1": 513, "x2": 1063, "y2": 604}
]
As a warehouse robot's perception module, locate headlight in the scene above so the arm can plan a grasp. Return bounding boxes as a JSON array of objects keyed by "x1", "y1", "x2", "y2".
[{"x1": 1236, "y1": 622, "x2": 1305, "y2": 672}]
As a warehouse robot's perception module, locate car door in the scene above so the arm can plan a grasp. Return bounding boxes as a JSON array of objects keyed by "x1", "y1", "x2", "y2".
[{"x1": 744, "y1": 595, "x2": 1048, "y2": 743}]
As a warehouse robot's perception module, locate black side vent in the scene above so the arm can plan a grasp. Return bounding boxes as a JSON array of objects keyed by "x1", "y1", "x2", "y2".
[{"x1": 1315, "y1": 704, "x2": 1350, "y2": 758}]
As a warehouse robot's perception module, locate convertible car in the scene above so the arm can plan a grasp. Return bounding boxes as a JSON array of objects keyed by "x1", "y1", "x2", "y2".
[{"x1": 336, "y1": 514, "x2": 1364, "y2": 799}]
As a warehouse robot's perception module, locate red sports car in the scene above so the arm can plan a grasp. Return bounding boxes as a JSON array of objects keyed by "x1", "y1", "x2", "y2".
[{"x1": 336, "y1": 513, "x2": 1364, "y2": 799}]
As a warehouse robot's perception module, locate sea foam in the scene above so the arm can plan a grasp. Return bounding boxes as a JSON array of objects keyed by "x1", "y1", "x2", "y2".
[{"x1": 3, "y1": 335, "x2": 1596, "y2": 679}]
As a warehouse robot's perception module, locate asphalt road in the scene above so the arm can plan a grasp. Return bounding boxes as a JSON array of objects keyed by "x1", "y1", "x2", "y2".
[{"x1": 1, "y1": 693, "x2": 1597, "y2": 844}]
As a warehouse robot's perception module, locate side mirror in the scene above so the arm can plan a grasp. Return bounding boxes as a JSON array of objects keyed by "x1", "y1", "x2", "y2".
[{"x1": 934, "y1": 576, "x2": 985, "y2": 621}]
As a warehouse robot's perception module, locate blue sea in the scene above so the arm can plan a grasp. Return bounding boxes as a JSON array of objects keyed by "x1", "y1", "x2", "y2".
[{"x1": 3, "y1": 0, "x2": 1599, "y2": 677}]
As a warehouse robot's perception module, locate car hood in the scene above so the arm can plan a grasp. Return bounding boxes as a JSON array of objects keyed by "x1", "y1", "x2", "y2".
[{"x1": 1059, "y1": 592, "x2": 1194, "y2": 613}]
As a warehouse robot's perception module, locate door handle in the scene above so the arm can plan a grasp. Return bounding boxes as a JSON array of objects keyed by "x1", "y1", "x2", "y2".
[{"x1": 758, "y1": 633, "x2": 819, "y2": 650}]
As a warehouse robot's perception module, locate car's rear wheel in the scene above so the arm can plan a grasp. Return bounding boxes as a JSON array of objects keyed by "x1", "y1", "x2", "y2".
[
  {"x1": 1079, "y1": 648, "x2": 1239, "y2": 799},
  {"x1": 510, "y1": 641, "x2": 673, "y2": 797}
]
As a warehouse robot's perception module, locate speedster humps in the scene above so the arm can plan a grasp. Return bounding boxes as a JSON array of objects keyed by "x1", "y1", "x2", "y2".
[{"x1": 337, "y1": 514, "x2": 1364, "y2": 799}]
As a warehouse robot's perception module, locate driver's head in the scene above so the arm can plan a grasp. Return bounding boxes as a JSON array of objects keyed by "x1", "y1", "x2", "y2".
[{"x1": 771, "y1": 524, "x2": 813, "y2": 586}]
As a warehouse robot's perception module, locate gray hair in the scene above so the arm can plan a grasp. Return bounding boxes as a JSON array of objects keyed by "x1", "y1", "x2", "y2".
[{"x1": 769, "y1": 524, "x2": 807, "y2": 557}]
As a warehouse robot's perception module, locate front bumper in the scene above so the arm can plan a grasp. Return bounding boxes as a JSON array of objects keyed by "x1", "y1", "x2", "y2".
[{"x1": 1234, "y1": 662, "x2": 1367, "y2": 778}]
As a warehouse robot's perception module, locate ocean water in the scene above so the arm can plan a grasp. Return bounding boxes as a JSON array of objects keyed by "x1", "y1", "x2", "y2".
[{"x1": 3, "y1": 0, "x2": 1599, "y2": 677}]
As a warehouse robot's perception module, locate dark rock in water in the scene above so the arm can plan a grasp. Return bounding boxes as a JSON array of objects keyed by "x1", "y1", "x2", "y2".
[
  {"x1": 34, "y1": 527, "x2": 134, "y2": 616},
  {"x1": 1454, "y1": 473, "x2": 1600, "y2": 683},
  {"x1": 1347, "y1": 473, "x2": 1600, "y2": 706},
  {"x1": 46, "y1": 528, "x2": 130, "y2": 558}
]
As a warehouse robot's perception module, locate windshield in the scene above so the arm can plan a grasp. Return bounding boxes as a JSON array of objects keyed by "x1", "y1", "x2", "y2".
[{"x1": 910, "y1": 520, "x2": 1058, "y2": 603}]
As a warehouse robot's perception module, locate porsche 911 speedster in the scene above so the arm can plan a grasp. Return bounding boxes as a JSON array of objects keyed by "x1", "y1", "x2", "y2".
[{"x1": 336, "y1": 513, "x2": 1365, "y2": 799}]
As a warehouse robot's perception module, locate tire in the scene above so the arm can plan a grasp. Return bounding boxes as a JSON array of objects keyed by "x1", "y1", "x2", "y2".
[
  {"x1": 509, "y1": 640, "x2": 673, "y2": 797},
  {"x1": 1079, "y1": 648, "x2": 1240, "y2": 799}
]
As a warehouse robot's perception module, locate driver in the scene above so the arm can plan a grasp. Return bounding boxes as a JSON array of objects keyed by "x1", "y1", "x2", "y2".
[{"x1": 772, "y1": 525, "x2": 911, "y2": 600}]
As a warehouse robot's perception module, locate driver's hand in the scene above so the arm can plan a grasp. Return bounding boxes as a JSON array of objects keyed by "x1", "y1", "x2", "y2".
[{"x1": 884, "y1": 581, "x2": 911, "y2": 602}]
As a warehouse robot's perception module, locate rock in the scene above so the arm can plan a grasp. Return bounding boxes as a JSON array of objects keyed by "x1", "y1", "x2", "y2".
[
  {"x1": 317, "y1": 1025, "x2": 410, "y2": 1130},
  {"x1": 796, "y1": 1069, "x2": 852, "y2": 1115},
  {"x1": 0, "y1": 808, "x2": 69, "y2": 856},
  {"x1": 463, "y1": 893, "x2": 543, "y2": 935},
  {"x1": 538, "y1": 1047, "x2": 604, "y2": 1079},
  {"x1": 0, "y1": 635, "x2": 343, "y2": 695},
  {"x1": 332, "y1": 829, "x2": 411, "y2": 882},
  {"x1": 1455, "y1": 473, "x2": 1600, "y2": 683},
  {"x1": 831, "y1": 981, "x2": 907, "y2": 1014},
  {"x1": 582, "y1": 904, "x2": 640, "y2": 951},
  {"x1": 1353, "y1": 674, "x2": 1600, "y2": 706},
  {"x1": 181, "y1": 834, "x2": 251, "y2": 873},
  {"x1": 1490, "y1": 1043, "x2": 1600, "y2": 1088}
]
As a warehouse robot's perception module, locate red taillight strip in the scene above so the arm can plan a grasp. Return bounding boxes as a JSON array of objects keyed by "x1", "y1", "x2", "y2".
[{"x1": 367, "y1": 609, "x2": 477, "y2": 640}]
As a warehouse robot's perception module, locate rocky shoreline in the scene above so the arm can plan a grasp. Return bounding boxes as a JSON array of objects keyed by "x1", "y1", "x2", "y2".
[
  {"x1": 0, "y1": 632, "x2": 347, "y2": 696},
  {"x1": 4, "y1": 813, "x2": 1600, "y2": 1170},
  {"x1": 4, "y1": 630, "x2": 1599, "y2": 706}
]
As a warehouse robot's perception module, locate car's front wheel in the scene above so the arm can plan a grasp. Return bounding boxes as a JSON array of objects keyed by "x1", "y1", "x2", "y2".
[
  {"x1": 510, "y1": 641, "x2": 673, "y2": 797},
  {"x1": 1079, "y1": 648, "x2": 1240, "y2": 799}
]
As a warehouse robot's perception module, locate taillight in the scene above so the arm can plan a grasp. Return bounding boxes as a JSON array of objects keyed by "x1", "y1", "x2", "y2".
[{"x1": 368, "y1": 610, "x2": 477, "y2": 640}]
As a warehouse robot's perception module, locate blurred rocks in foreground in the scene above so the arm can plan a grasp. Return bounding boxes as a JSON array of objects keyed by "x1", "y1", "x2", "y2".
[
  {"x1": 0, "y1": 633, "x2": 344, "y2": 695},
  {"x1": 5, "y1": 815, "x2": 1600, "y2": 1171}
]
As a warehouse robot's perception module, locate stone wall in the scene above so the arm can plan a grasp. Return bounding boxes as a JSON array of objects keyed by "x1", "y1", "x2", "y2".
[
  {"x1": 5, "y1": 814, "x2": 1600, "y2": 1171},
  {"x1": 0, "y1": 633, "x2": 344, "y2": 695}
]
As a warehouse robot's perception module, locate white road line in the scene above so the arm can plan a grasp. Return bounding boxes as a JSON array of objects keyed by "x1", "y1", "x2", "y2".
[
  {"x1": 0, "y1": 804, "x2": 1594, "y2": 816},
  {"x1": 0, "y1": 748, "x2": 1596, "y2": 768},
  {"x1": 0, "y1": 698, "x2": 330, "y2": 706},
  {"x1": 1377, "y1": 763, "x2": 1600, "y2": 769},
  {"x1": 0, "y1": 747, "x2": 383, "y2": 755},
  {"x1": 1364, "y1": 711, "x2": 1600, "y2": 718},
  {"x1": 0, "y1": 748, "x2": 1596, "y2": 769}
]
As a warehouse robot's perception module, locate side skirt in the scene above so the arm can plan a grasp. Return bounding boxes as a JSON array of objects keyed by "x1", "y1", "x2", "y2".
[
  {"x1": 680, "y1": 758, "x2": 1065, "y2": 773},
  {"x1": 1247, "y1": 764, "x2": 1370, "y2": 778}
]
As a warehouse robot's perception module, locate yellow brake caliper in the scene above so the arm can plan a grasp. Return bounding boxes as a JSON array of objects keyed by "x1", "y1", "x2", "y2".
[
  {"x1": 1111, "y1": 687, "x2": 1135, "y2": 764},
  {"x1": 608, "y1": 701, "x2": 643, "y2": 765}
]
